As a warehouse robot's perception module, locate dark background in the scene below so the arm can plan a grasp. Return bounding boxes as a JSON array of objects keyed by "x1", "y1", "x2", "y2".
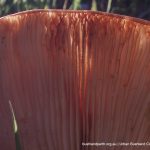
[{"x1": 0, "y1": 0, "x2": 150, "y2": 20}]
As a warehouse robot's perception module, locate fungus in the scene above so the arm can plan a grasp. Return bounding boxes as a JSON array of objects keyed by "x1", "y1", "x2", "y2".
[{"x1": 0, "y1": 10, "x2": 150, "y2": 150}]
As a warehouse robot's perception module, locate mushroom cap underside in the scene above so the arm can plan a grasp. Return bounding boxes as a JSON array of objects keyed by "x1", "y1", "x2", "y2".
[{"x1": 0, "y1": 10, "x2": 150, "y2": 150}]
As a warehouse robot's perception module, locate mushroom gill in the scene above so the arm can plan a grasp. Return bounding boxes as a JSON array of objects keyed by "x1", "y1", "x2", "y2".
[{"x1": 0, "y1": 10, "x2": 150, "y2": 150}]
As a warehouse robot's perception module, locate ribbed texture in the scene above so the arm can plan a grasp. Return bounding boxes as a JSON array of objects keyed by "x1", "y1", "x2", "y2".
[{"x1": 0, "y1": 10, "x2": 150, "y2": 150}]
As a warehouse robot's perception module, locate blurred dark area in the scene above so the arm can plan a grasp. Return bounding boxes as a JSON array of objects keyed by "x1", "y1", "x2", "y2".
[{"x1": 0, "y1": 0, "x2": 150, "y2": 20}]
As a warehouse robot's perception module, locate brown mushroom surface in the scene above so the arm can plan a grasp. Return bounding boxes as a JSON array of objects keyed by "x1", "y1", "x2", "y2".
[{"x1": 0, "y1": 10, "x2": 150, "y2": 150}]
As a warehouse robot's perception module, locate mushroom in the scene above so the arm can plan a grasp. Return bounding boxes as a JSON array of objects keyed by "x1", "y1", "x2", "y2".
[{"x1": 0, "y1": 10, "x2": 150, "y2": 150}]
